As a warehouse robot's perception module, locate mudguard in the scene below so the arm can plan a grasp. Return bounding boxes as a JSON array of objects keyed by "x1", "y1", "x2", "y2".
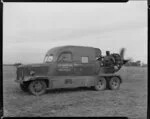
[
  {"x1": 98, "y1": 73, "x2": 123, "y2": 83},
  {"x1": 23, "y1": 76, "x2": 49, "y2": 82}
]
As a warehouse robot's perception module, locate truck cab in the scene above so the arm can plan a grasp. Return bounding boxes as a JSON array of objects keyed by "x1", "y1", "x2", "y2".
[{"x1": 15, "y1": 45, "x2": 122, "y2": 95}]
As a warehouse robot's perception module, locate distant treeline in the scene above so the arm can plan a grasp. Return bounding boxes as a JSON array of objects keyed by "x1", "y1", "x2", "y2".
[
  {"x1": 3, "y1": 64, "x2": 14, "y2": 66},
  {"x1": 3, "y1": 63, "x2": 22, "y2": 67},
  {"x1": 124, "y1": 61, "x2": 147, "y2": 67}
]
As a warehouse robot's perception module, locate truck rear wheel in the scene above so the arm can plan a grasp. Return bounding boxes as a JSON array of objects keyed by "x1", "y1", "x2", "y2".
[
  {"x1": 94, "y1": 77, "x2": 106, "y2": 91},
  {"x1": 20, "y1": 83, "x2": 29, "y2": 92},
  {"x1": 109, "y1": 77, "x2": 120, "y2": 90},
  {"x1": 28, "y1": 80, "x2": 47, "y2": 96}
]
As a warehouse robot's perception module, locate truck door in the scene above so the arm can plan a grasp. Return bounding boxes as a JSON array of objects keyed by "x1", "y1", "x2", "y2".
[
  {"x1": 57, "y1": 52, "x2": 73, "y2": 76},
  {"x1": 52, "y1": 52, "x2": 74, "y2": 88}
]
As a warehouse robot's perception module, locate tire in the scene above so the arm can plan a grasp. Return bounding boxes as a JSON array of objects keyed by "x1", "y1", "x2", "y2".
[
  {"x1": 20, "y1": 83, "x2": 29, "y2": 92},
  {"x1": 28, "y1": 80, "x2": 47, "y2": 96},
  {"x1": 94, "y1": 77, "x2": 106, "y2": 91},
  {"x1": 109, "y1": 77, "x2": 120, "y2": 90}
]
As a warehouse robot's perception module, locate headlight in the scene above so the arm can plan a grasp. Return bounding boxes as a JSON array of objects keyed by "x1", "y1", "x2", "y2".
[{"x1": 30, "y1": 71, "x2": 35, "y2": 76}]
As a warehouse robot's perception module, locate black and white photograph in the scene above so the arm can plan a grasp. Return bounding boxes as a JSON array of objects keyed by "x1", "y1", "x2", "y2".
[{"x1": 3, "y1": 1, "x2": 147, "y2": 118}]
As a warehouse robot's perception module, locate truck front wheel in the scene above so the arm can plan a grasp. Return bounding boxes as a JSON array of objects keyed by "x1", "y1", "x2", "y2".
[
  {"x1": 28, "y1": 80, "x2": 47, "y2": 96},
  {"x1": 109, "y1": 77, "x2": 120, "y2": 90},
  {"x1": 94, "y1": 77, "x2": 106, "y2": 91}
]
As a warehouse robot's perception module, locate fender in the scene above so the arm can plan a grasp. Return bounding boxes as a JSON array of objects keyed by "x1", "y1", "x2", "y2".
[
  {"x1": 24, "y1": 75, "x2": 50, "y2": 88},
  {"x1": 98, "y1": 73, "x2": 123, "y2": 83},
  {"x1": 23, "y1": 75, "x2": 49, "y2": 82},
  {"x1": 117, "y1": 75, "x2": 123, "y2": 83}
]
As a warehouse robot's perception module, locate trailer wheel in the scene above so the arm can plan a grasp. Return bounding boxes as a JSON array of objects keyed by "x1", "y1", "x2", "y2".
[
  {"x1": 109, "y1": 77, "x2": 120, "y2": 90},
  {"x1": 28, "y1": 80, "x2": 47, "y2": 96},
  {"x1": 94, "y1": 77, "x2": 106, "y2": 91},
  {"x1": 20, "y1": 83, "x2": 29, "y2": 92}
]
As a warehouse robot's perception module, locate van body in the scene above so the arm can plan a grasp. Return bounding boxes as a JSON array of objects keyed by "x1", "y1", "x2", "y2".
[{"x1": 15, "y1": 46, "x2": 122, "y2": 95}]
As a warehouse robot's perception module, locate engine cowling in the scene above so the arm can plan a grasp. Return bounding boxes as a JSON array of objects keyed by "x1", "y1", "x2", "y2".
[
  {"x1": 100, "y1": 53, "x2": 126, "y2": 73},
  {"x1": 97, "y1": 48, "x2": 130, "y2": 74}
]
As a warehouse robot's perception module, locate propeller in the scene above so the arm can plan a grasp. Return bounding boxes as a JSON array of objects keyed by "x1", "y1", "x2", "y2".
[
  {"x1": 119, "y1": 48, "x2": 125, "y2": 60},
  {"x1": 119, "y1": 48, "x2": 131, "y2": 65}
]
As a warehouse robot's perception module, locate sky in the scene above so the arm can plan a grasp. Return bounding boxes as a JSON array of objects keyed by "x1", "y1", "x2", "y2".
[{"x1": 3, "y1": 1, "x2": 147, "y2": 64}]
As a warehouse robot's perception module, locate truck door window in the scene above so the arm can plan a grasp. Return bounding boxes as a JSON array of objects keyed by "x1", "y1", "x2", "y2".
[
  {"x1": 58, "y1": 52, "x2": 72, "y2": 62},
  {"x1": 81, "y1": 57, "x2": 89, "y2": 63}
]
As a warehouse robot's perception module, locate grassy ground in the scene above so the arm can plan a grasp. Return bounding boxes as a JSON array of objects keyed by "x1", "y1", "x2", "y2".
[{"x1": 3, "y1": 66, "x2": 147, "y2": 118}]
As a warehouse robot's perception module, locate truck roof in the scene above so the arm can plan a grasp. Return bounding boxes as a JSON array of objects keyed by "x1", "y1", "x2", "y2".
[
  {"x1": 46, "y1": 45, "x2": 96, "y2": 54},
  {"x1": 45, "y1": 45, "x2": 101, "y2": 60}
]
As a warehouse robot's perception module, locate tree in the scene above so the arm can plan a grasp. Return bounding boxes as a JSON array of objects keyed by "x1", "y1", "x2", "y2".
[{"x1": 14, "y1": 63, "x2": 22, "y2": 67}]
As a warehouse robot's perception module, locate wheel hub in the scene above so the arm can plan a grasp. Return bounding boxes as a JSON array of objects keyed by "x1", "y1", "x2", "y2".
[
  {"x1": 112, "y1": 79, "x2": 119, "y2": 87},
  {"x1": 98, "y1": 80, "x2": 103, "y2": 88},
  {"x1": 33, "y1": 82, "x2": 43, "y2": 92}
]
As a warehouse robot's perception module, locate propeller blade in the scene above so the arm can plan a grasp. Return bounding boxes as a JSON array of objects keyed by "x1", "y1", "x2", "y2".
[{"x1": 119, "y1": 48, "x2": 125, "y2": 59}]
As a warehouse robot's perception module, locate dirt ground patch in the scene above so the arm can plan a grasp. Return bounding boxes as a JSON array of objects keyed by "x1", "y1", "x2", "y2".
[{"x1": 3, "y1": 66, "x2": 147, "y2": 118}]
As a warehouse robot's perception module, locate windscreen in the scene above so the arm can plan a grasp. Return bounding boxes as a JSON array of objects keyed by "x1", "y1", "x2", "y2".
[{"x1": 44, "y1": 55, "x2": 54, "y2": 63}]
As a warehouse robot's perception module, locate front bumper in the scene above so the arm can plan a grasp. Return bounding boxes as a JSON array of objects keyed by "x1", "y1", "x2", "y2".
[{"x1": 15, "y1": 79, "x2": 24, "y2": 84}]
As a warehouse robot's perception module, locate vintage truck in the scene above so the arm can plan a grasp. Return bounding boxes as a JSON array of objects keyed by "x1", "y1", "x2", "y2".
[{"x1": 15, "y1": 45, "x2": 128, "y2": 95}]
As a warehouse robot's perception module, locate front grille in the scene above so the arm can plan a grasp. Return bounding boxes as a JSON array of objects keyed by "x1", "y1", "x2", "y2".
[{"x1": 17, "y1": 68, "x2": 24, "y2": 80}]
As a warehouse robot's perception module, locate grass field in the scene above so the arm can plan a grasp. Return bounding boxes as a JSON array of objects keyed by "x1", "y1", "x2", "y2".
[{"x1": 3, "y1": 66, "x2": 147, "y2": 118}]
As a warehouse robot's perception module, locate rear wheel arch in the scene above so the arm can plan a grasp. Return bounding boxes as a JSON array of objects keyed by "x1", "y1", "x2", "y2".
[
  {"x1": 115, "y1": 76, "x2": 122, "y2": 83},
  {"x1": 100, "y1": 75, "x2": 122, "y2": 89},
  {"x1": 104, "y1": 75, "x2": 122, "y2": 83}
]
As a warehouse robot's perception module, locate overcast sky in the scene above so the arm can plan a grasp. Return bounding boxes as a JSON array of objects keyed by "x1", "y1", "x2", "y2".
[{"x1": 3, "y1": 1, "x2": 147, "y2": 64}]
